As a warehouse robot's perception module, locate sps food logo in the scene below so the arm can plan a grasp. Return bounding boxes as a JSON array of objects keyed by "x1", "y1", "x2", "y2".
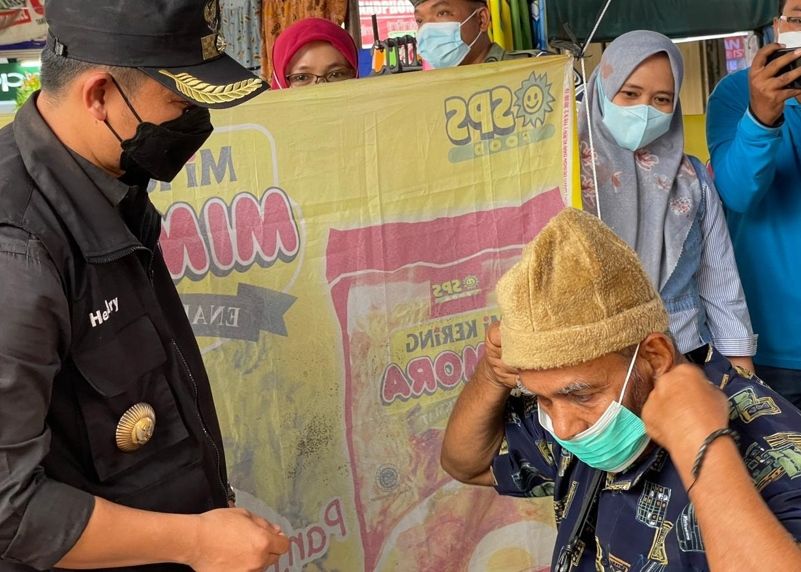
[{"x1": 444, "y1": 71, "x2": 556, "y2": 163}]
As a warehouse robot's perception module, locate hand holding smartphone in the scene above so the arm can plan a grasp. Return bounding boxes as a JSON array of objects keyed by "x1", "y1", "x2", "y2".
[
  {"x1": 749, "y1": 44, "x2": 801, "y2": 126},
  {"x1": 766, "y1": 47, "x2": 801, "y2": 89}
]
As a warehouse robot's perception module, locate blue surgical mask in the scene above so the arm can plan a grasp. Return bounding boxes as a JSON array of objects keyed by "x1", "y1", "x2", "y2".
[
  {"x1": 598, "y1": 80, "x2": 674, "y2": 151},
  {"x1": 417, "y1": 9, "x2": 482, "y2": 69},
  {"x1": 538, "y1": 344, "x2": 650, "y2": 473}
]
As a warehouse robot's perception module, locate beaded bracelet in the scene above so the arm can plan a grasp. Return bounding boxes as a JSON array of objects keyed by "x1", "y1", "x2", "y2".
[{"x1": 687, "y1": 427, "x2": 739, "y2": 494}]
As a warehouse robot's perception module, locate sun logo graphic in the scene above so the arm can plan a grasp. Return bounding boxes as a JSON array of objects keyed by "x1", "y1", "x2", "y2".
[
  {"x1": 444, "y1": 70, "x2": 558, "y2": 163},
  {"x1": 515, "y1": 71, "x2": 556, "y2": 129}
]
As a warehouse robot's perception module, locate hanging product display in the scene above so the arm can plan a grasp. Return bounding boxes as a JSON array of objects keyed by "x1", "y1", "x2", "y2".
[
  {"x1": 370, "y1": 14, "x2": 421, "y2": 74},
  {"x1": 359, "y1": 0, "x2": 417, "y2": 49}
]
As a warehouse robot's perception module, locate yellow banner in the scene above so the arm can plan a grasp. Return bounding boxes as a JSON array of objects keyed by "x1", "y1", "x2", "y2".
[{"x1": 10, "y1": 56, "x2": 578, "y2": 571}]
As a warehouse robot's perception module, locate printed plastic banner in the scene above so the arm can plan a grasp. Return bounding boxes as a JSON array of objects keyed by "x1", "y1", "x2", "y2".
[{"x1": 150, "y1": 55, "x2": 576, "y2": 572}]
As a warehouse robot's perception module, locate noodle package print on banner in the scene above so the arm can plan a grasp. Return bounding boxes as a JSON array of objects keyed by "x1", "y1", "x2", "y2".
[{"x1": 147, "y1": 55, "x2": 577, "y2": 571}]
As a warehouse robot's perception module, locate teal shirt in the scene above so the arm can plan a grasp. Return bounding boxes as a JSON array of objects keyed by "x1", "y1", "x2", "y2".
[{"x1": 707, "y1": 69, "x2": 801, "y2": 369}]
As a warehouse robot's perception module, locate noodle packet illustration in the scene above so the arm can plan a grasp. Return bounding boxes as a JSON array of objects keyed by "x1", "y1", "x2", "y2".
[{"x1": 326, "y1": 188, "x2": 564, "y2": 570}]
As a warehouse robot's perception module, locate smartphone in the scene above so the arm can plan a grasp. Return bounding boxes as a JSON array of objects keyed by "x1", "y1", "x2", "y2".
[{"x1": 766, "y1": 48, "x2": 801, "y2": 89}]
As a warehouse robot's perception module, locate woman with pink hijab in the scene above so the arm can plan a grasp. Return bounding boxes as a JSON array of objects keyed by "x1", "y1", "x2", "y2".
[{"x1": 271, "y1": 18, "x2": 359, "y2": 89}]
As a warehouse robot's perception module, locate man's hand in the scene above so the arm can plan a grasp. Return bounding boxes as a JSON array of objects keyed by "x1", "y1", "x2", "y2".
[
  {"x1": 728, "y1": 355, "x2": 755, "y2": 375},
  {"x1": 440, "y1": 321, "x2": 515, "y2": 485},
  {"x1": 640, "y1": 364, "x2": 729, "y2": 456},
  {"x1": 642, "y1": 368, "x2": 801, "y2": 571},
  {"x1": 189, "y1": 508, "x2": 290, "y2": 571},
  {"x1": 749, "y1": 44, "x2": 801, "y2": 126},
  {"x1": 484, "y1": 321, "x2": 518, "y2": 389}
]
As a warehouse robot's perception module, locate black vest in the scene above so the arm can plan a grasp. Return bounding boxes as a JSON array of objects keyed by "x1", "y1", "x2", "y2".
[{"x1": 0, "y1": 102, "x2": 229, "y2": 571}]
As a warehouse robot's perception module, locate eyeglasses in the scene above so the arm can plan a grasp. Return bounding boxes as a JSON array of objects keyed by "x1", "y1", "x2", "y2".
[
  {"x1": 285, "y1": 68, "x2": 356, "y2": 87},
  {"x1": 779, "y1": 15, "x2": 801, "y2": 28}
]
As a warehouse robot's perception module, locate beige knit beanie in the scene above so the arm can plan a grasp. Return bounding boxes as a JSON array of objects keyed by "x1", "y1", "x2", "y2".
[{"x1": 497, "y1": 208, "x2": 669, "y2": 371}]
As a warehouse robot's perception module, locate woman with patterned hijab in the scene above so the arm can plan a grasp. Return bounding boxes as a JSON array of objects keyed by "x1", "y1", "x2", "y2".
[{"x1": 578, "y1": 30, "x2": 756, "y2": 371}]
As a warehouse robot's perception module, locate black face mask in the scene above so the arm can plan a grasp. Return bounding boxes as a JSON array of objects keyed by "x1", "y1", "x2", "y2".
[{"x1": 105, "y1": 77, "x2": 213, "y2": 184}]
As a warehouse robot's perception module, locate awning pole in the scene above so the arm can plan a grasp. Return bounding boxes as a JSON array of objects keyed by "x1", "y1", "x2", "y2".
[
  {"x1": 580, "y1": 0, "x2": 613, "y2": 56},
  {"x1": 577, "y1": 0, "x2": 613, "y2": 219}
]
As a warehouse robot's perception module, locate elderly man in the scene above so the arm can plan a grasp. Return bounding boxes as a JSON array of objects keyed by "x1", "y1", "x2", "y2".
[
  {"x1": 411, "y1": 0, "x2": 541, "y2": 67},
  {"x1": 441, "y1": 208, "x2": 801, "y2": 570},
  {"x1": 0, "y1": 0, "x2": 288, "y2": 570}
]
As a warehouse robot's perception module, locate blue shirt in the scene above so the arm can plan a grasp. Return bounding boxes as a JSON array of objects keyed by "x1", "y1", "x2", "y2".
[
  {"x1": 707, "y1": 69, "x2": 801, "y2": 369},
  {"x1": 492, "y1": 346, "x2": 801, "y2": 570}
]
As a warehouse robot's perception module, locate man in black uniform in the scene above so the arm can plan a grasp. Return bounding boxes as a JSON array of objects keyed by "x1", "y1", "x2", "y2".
[{"x1": 0, "y1": 0, "x2": 289, "y2": 570}]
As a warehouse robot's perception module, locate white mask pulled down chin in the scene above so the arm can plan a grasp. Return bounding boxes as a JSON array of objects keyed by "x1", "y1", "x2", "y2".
[{"x1": 779, "y1": 31, "x2": 801, "y2": 49}]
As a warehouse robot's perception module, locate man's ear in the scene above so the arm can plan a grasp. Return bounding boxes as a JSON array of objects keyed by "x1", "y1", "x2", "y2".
[
  {"x1": 639, "y1": 332, "x2": 676, "y2": 378},
  {"x1": 478, "y1": 6, "x2": 491, "y2": 32},
  {"x1": 81, "y1": 73, "x2": 113, "y2": 122},
  {"x1": 775, "y1": 17, "x2": 782, "y2": 42}
]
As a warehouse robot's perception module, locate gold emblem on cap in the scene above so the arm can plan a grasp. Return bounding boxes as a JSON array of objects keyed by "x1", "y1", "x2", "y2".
[
  {"x1": 159, "y1": 70, "x2": 263, "y2": 105},
  {"x1": 204, "y1": 0, "x2": 220, "y2": 32},
  {"x1": 116, "y1": 403, "x2": 156, "y2": 452},
  {"x1": 201, "y1": 0, "x2": 223, "y2": 59},
  {"x1": 201, "y1": 34, "x2": 220, "y2": 60},
  {"x1": 200, "y1": 33, "x2": 227, "y2": 60}
]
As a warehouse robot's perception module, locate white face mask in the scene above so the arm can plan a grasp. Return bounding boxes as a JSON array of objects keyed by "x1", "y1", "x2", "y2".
[{"x1": 778, "y1": 30, "x2": 801, "y2": 49}]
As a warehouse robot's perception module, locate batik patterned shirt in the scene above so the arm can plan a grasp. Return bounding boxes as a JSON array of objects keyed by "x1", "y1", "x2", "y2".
[{"x1": 492, "y1": 346, "x2": 801, "y2": 571}]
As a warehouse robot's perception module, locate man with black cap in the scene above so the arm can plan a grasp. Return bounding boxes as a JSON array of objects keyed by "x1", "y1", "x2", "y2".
[
  {"x1": 411, "y1": 0, "x2": 543, "y2": 68},
  {"x1": 0, "y1": 0, "x2": 290, "y2": 570}
]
